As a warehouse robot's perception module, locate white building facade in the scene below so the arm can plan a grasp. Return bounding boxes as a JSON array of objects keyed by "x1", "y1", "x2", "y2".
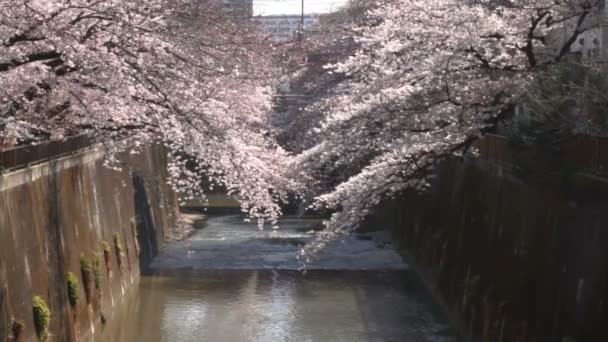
[
  {"x1": 254, "y1": 15, "x2": 318, "y2": 41},
  {"x1": 222, "y1": 0, "x2": 253, "y2": 18}
]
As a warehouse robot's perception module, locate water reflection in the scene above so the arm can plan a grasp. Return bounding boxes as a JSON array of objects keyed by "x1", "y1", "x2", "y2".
[
  {"x1": 95, "y1": 270, "x2": 458, "y2": 342},
  {"x1": 94, "y1": 215, "x2": 459, "y2": 342}
]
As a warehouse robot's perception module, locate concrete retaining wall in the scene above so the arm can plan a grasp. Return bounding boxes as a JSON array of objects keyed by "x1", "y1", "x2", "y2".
[
  {"x1": 369, "y1": 159, "x2": 608, "y2": 342},
  {"x1": 0, "y1": 143, "x2": 178, "y2": 342}
]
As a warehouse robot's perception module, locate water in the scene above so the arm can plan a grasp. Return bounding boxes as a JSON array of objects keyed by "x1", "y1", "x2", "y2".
[
  {"x1": 95, "y1": 215, "x2": 460, "y2": 342},
  {"x1": 150, "y1": 215, "x2": 406, "y2": 270}
]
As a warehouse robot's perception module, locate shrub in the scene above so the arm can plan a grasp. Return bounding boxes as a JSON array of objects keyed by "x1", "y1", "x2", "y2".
[
  {"x1": 80, "y1": 256, "x2": 93, "y2": 303},
  {"x1": 32, "y1": 296, "x2": 51, "y2": 341},
  {"x1": 66, "y1": 272, "x2": 80, "y2": 307},
  {"x1": 131, "y1": 218, "x2": 140, "y2": 254},
  {"x1": 113, "y1": 232, "x2": 123, "y2": 269},
  {"x1": 102, "y1": 241, "x2": 112, "y2": 274},
  {"x1": 92, "y1": 252, "x2": 103, "y2": 291},
  {"x1": 102, "y1": 241, "x2": 111, "y2": 255},
  {"x1": 131, "y1": 218, "x2": 138, "y2": 234}
]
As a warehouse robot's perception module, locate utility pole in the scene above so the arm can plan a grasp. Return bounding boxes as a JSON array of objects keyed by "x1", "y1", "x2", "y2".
[{"x1": 299, "y1": 0, "x2": 304, "y2": 41}]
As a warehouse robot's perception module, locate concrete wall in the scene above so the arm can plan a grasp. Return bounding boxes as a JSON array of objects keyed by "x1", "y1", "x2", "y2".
[
  {"x1": 0, "y1": 143, "x2": 178, "y2": 342},
  {"x1": 369, "y1": 159, "x2": 608, "y2": 342}
]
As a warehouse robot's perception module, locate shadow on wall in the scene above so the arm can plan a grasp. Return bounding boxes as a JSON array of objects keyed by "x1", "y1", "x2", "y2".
[
  {"x1": 132, "y1": 174, "x2": 159, "y2": 274},
  {"x1": 0, "y1": 286, "x2": 7, "y2": 337},
  {"x1": 369, "y1": 158, "x2": 608, "y2": 342},
  {"x1": 46, "y1": 167, "x2": 73, "y2": 341},
  {"x1": 0, "y1": 143, "x2": 178, "y2": 341}
]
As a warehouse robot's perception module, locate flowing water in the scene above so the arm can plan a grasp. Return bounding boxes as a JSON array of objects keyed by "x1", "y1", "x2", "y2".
[{"x1": 95, "y1": 215, "x2": 460, "y2": 342}]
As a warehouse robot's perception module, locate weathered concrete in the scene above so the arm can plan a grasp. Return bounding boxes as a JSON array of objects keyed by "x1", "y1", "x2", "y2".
[
  {"x1": 0, "y1": 143, "x2": 178, "y2": 341},
  {"x1": 368, "y1": 158, "x2": 608, "y2": 342}
]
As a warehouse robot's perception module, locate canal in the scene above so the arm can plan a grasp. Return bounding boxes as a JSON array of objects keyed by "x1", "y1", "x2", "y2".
[{"x1": 95, "y1": 215, "x2": 460, "y2": 341}]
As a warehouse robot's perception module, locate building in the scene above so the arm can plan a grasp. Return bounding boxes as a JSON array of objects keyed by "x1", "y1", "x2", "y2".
[
  {"x1": 506, "y1": 1, "x2": 608, "y2": 134},
  {"x1": 254, "y1": 15, "x2": 318, "y2": 41},
  {"x1": 552, "y1": 0, "x2": 608, "y2": 63},
  {"x1": 222, "y1": 0, "x2": 253, "y2": 19}
]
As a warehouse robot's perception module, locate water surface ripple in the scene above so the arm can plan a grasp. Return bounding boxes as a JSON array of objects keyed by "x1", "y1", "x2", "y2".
[{"x1": 95, "y1": 214, "x2": 460, "y2": 342}]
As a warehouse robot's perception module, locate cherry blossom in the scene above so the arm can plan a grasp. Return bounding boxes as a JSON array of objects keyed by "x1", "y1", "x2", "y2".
[
  {"x1": 0, "y1": 0, "x2": 292, "y2": 225},
  {"x1": 290, "y1": 0, "x2": 602, "y2": 261}
]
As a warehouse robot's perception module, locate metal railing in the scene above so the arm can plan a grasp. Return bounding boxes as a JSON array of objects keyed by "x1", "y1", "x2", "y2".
[{"x1": 0, "y1": 135, "x2": 96, "y2": 173}]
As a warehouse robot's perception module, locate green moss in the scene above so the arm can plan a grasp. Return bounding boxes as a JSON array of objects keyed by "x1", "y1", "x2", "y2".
[
  {"x1": 80, "y1": 256, "x2": 93, "y2": 303},
  {"x1": 66, "y1": 272, "x2": 80, "y2": 307},
  {"x1": 102, "y1": 241, "x2": 111, "y2": 255},
  {"x1": 113, "y1": 232, "x2": 123, "y2": 268},
  {"x1": 92, "y1": 252, "x2": 103, "y2": 290},
  {"x1": 131, "y1": 218, "x2": 138, "y2": 234},
  {"x1": 80, "y1": 255, "x2": 91, "y2": 274},
  {"x1": 113, "y1": 233, "x2": 123, "y2": 252},
  {"x1": 32, "y1": 296, "x2": 51, "y2": 341},
  {"x1": 131, "y1": 218, "x2": 140, "y2": 254},
  {"x1": 102, "y1": 241, "x2": 112, "y2": 274}
]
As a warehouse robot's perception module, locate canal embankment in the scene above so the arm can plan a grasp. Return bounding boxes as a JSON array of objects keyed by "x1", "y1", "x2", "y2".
[
  {"x1": 368, "y1": 153, "x2": 608, "y2": 342},
  {"x1": 0, "y1": 143, "x2": 179, "y2": 341}
]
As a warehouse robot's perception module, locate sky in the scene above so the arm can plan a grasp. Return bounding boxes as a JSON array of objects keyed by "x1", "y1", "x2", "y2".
[{"x1": 253, "y1": 0, "x2": 348, "y2": 16}]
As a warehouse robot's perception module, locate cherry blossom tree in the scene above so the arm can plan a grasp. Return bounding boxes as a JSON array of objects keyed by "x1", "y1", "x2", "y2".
[
  {"x1": 290, "y1": 0, "x2": 602, "y2": 261},
  {"x1": 2, "y1": 0, "x2": 603, "y2": 254},
  {"x1": 0, "y1": 0, "x2": 292, "y2": 226},
  {"x1": 273, "y1": 0, "x2": 375, "y2": 153}
]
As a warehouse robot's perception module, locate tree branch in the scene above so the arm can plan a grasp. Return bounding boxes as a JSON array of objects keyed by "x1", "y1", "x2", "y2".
[{"x1": 0, "y1": 51, "x2": 62, "y2": 72}]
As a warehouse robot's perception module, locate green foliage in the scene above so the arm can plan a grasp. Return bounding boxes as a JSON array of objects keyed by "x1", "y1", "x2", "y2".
[
  {"x1": 113, "y1": 232, "x2": 122, "y2": 253},
  {"x1": 32, "y1": 296, "x2": 51, "y2": 341},
  {"x1": 113, "y1": 232, "x2": 123, "y2": 268},
  {"x1": 102, "y1": 240, "x2": 112, "y2": 274},
  {"x1": 508, "y1": 60, "x2": 608, "y2": 147},
  {"x1": 92, "y1": 252, "x2": 103, "y2": 290},
  {"x1": 80, "y1": 255, "x2": 91, "y2": 274},
  {"x1": 131, "y1": 218, "x2": 138, "y2": 235},
  {"x1": 500, "y1": 60, "x2": 608, "y2": 182},
  {"x1": 80, "y1": 256, "x2": 93, "y2": 303},
  {"x1": 131, "y1": 218, "x2": 140, "y2": 254},
  {"x1": 66, "y1": 272, "x2": 80, "y2": 307},
  {"x1": 102, "y1": 241, "x2": 111, "y2": 255}
]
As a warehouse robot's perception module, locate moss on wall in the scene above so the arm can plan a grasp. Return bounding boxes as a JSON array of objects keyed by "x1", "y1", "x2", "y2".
[
  {"x1": 92, "y1": 252, "x2": 103, "y2": 292},
  {"x1": 0, "y1": 144, "x2": 179, "y2": 341},
  {"x1": 66, "y1": 272, "x2": 80, "y2": 308},
  {"x1": 113, "y1": 232, "x2": 123, "y2": 271},
  {"x1": 80, "y1": 256, "x2": 93, "y2": 304},
  {"x1": 32, "y1": 296, "x2": 50, "y2": 341},
  {"x1": 102, "y1": 241, "x2": 112, "y2": 276}
]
